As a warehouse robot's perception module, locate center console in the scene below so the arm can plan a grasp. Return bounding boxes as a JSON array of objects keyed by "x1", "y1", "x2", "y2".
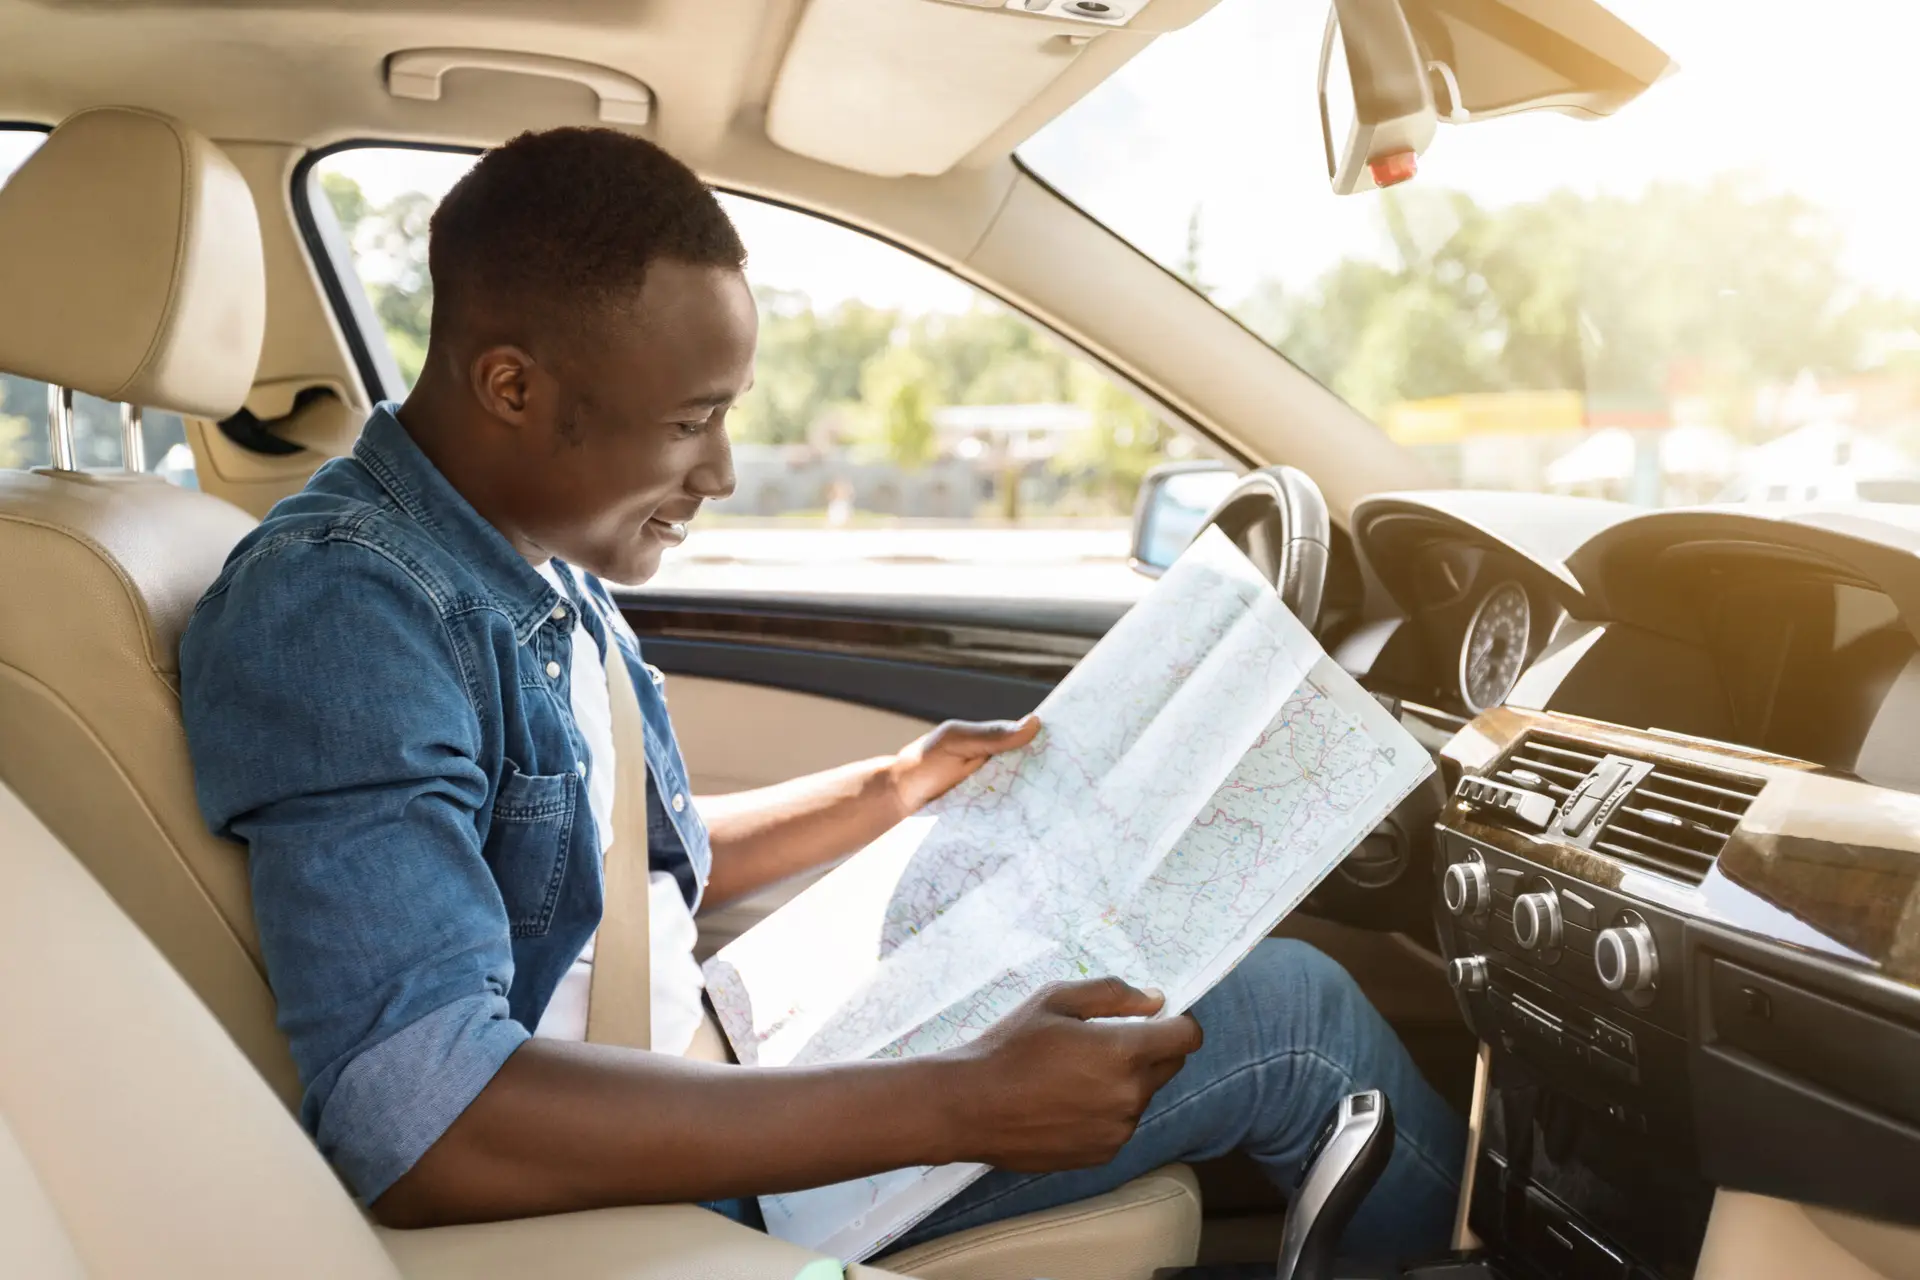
[
  {"x1": 1431, "y1": 705, "x2": 1920, "y2": 1280},
  {"x1": 1435, "y1": 717, "x2": 1751, "y2": 1279}
]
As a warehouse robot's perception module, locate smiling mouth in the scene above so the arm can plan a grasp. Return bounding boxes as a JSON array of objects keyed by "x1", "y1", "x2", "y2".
[{"x1": 647, "y1": 516, "x2": 689, "y2": 543}]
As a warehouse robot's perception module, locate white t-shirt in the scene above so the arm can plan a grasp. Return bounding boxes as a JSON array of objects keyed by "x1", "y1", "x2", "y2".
[{"x1": 529, "y1": 561, "x2": 708, "y2": 1055}]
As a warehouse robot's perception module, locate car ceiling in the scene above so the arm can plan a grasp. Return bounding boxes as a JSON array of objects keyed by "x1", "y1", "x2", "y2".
[{"x1": 0, "y1": 0, "x2": 1222, "y2": 175}]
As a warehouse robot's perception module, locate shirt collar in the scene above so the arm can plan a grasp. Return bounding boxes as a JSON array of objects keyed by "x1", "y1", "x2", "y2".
[{"x1": 354, "y1": 402, "x2": 562, "y2": 644}]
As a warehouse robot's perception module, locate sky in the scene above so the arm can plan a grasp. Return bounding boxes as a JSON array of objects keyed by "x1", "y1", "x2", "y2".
[{"x1": 326, "y1": 0, "x2": 1920, "y2": 320}]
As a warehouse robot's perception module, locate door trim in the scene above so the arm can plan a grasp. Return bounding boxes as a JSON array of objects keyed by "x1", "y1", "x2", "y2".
[{"x1": 616, "y1": 590, "x2": 1123, "y2": 721}]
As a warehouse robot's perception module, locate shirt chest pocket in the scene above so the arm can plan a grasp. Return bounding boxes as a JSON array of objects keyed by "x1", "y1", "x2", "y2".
[{"x1": 484, "y1": 765, "x2": 580, "y2": 938}]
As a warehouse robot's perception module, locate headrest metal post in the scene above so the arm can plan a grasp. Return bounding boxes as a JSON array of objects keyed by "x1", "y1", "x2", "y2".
[
  {"x1": 121, "y1": 403, "x2": 146, "y2": 473},
  {"x1": 47, "y1": 384, "x2": 77, "y2": 471}
]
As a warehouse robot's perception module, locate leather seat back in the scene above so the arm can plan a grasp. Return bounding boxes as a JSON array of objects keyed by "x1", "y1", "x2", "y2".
[
  {"x1": 0, "y1": 778, "x2": 403, "y2": 1279},
  {"x1": 0, "y1": 106, "x2": 300, "y2": 1102}
]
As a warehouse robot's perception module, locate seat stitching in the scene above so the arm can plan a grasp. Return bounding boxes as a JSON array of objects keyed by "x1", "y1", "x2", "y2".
[
  {"x1": 0, "y1": 509, "x2": 175, "y2": 677},
  {"x1": 0, "y1": 658, "x2": 271, "y2": 984}
]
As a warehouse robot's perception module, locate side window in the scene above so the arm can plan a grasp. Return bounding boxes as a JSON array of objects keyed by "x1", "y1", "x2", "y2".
[
  {"x1": 0, "y1": 129, "x2": 198, "y2": 485},
  {"x1": 309, "y1": 146, "x2": 1224, "y2": 599}
]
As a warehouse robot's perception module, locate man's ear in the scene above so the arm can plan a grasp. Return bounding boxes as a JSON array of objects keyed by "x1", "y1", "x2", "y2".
[{"x1": 470, "y1": 344, "x2": 542, "y2": 425}]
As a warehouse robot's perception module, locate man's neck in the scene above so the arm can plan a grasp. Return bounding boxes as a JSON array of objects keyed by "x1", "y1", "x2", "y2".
[{"x1": 397, "y1": 380, "x2": 548, "y2": 568}]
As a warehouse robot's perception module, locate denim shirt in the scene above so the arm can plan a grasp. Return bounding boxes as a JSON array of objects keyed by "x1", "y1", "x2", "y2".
[{"x1": 179, "y1": 404, "x2": 710, "y2": 1203}]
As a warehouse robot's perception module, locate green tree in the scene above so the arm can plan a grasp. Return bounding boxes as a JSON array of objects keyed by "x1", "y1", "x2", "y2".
[
  {"x1": 909, "y1": 307, "x2": 1075, "y2": 405},
  {"x1": 1057, "y1": 363, "x2": 1172, "y2": 510},
  {"x1": 1232, "y1": 177, "x2": 1913, "y2": 427},
  {"x1": 731, "y1": 290, "x2": 895, "y2": 445},
  {"x1": 855, "y1": 344, "x2": 938, "y2": 468},
  {"x1": 320, "y1": 173, "x2": 435, "y2": 386}
]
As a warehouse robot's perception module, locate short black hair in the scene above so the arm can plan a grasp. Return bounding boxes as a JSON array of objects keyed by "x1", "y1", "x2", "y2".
[{"x1": 428, "y1": 127, "x2": 747, "y2": 341}]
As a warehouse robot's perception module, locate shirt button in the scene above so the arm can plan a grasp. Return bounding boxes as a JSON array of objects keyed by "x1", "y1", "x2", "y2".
[
  {"x1": 552, "y1": 604, "x2": 568, "y2": 622},
  {"x1": 671, "y1": 792, "x2": 686, "y2": 813},
  {"x1": 576, "y1": 760, "x2": 588, "y2": 777},
  {"x1": 545, "y1": 660, "x2": 562, "y2": 679}
]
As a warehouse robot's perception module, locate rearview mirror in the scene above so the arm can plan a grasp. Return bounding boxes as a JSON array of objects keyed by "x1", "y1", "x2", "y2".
[
  {"x1": 1317, "y1": 0, "x2": 1675, "y2": 196},
  {"x1": 1318, "y1": 0, "x2": 1436, "y2": 195},
  {"x1": 1130, "y1": 462, "x2": 1241, "y2": 578}
]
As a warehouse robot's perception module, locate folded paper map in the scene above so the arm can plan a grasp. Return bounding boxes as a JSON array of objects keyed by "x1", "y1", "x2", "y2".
[{"x1": 702, "y1": 526, "x2": 1433, "y2": 1262}]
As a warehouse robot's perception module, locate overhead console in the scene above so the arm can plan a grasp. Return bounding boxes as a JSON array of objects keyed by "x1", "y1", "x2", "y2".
[{"x1": 1435, "y1": 706, "x2": 1920, "y2": 1279}]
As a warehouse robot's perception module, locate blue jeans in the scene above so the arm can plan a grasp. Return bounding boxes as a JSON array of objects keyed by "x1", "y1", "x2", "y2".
[{"x1": 718, "y1": 939, "x2": 1466, "y2": 1264}]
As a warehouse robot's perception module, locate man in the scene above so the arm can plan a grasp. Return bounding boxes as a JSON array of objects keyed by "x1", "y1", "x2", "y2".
[{"x1": 181, "y1": 127, "x2": 1463, "y2": 1260}]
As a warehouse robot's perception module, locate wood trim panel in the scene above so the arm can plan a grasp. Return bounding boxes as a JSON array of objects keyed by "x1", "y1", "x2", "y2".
[{"x1": 620, "y1": 595, "x2": 1099, "y2": 683}]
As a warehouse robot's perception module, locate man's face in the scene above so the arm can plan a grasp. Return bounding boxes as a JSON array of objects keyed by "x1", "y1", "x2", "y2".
[{"x1": 494, "y1": 260, "x2": 756, "y2": 584}]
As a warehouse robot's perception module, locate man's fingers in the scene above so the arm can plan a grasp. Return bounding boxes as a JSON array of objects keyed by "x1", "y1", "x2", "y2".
[
  {"x1": 1116, "y1": 1013, "x2": 1205, "y2": 1067},
  {"x1": 1043, "y1": 976, "x2": 1165, "y2": 1020},
  {"x1": 938, "y1": 714, "x2": 1042, "y2": 758}
]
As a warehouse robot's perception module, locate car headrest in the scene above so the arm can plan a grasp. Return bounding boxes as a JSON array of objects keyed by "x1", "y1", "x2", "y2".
[{"x1": 0, "y1": 106, "x2": 265, "y2": 419}]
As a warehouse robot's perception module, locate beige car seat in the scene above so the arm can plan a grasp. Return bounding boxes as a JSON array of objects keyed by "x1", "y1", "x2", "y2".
[
  {"x1": 0, "y1": 778, "x2": 924, "y2": 1279},
  {"x1": 0, "y1": 106, "x2": 1199, "y2": 1280}
]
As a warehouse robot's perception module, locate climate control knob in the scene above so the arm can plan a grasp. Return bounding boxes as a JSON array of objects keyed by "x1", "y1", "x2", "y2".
[
  {"x1": 1513, "y1": 891, "x2": 1563, "y2": 952},
  {"x1": 1596, "y1": 922, "x2": 1659, "y2": 993},
  {"x1": 1442, "y1": 861, "x2": 1491, "y2": 917},
  {"x1": 1447, "y1": 955, "x2": 1490, "y2": 993}
]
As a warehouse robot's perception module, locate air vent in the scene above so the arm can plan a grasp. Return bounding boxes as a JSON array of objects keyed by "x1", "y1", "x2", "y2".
[
  {"x1": 1492, "y1": 732, "x2": 1606, "y2": 802},
  {"x1": 1593, "y1": 762, "x2": 1764, "y2": 883}
]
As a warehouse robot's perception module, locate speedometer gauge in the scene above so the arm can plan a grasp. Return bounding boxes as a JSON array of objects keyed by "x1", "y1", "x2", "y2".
[{"x1": 1459, "y1": 581, "x2": 1532, "y2": 713}]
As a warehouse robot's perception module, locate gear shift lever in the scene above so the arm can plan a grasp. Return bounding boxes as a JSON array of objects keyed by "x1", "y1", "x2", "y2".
[{"x1": 1275, "y1": 1090, "x2": 1396, "y2": 1280}]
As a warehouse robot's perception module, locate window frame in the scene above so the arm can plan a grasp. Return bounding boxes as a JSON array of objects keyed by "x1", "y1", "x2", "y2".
[{"x1": 290, "y1": 139, "x2": 1244, "y2": 470}]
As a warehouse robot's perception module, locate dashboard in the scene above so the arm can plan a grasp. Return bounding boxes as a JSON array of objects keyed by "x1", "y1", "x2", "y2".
[
  {"x1": 1336, "y1": 493, "x2": 1920, "y2": 1280},
  {"x1": 1343, "y1": 496, "x2": 1920, "y2": 792}
]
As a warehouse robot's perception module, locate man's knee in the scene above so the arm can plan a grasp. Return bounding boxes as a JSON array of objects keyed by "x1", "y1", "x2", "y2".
[
  {"x1": 1206, "y1": 937, "x2": 1407, "y2": 1077},
  {"x1": 1243, "y1": 938, "x2": 1368, "y2": 1013}
]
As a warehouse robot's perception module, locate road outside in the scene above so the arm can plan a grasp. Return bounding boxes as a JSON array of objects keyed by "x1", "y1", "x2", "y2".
[{"x1": 640, "y1": 524, "x2": 1152, "y2": 601}]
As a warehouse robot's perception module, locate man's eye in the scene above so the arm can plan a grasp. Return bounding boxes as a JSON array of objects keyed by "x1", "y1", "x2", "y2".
[{"x1": 671, "y1": 419, "x2": 708, "y2": 437}]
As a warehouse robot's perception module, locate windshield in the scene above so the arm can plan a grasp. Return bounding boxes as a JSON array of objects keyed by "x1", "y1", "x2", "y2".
[{"x1": 1022, "y1": 0, "x2": 1920, "y2": 508}]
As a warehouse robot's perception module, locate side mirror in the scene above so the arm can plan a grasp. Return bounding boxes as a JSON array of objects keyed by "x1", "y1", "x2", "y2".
[{"x1": 1130, "y1": 462, "x2": 1241, "y2": 578}]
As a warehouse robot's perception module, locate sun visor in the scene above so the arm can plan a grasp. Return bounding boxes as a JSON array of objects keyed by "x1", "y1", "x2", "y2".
[{"x1": 768, "y1": 0, "x2": 1217, "y2": 177}]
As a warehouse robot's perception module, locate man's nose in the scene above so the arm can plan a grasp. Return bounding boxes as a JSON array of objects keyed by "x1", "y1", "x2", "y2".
[{"x1": 688, "y1": 427, "x2": 736, "y2": 501}]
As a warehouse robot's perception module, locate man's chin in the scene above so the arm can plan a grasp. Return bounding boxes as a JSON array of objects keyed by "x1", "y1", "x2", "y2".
[{"x1": 603, "y1": 545, "x2": 666, "y2": 587}]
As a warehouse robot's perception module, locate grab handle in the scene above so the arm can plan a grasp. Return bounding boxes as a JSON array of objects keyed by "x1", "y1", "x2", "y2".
[{"x1": 386, "y1": 49, "x2": 653, "y2": 125}]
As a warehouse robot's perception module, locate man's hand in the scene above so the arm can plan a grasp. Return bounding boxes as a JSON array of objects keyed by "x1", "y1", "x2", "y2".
[
  {"x1": 942, "y1": 978, "x2": 1204, "y2": 1171},
  {"x1": 888, "y1": 715, "x2": 1042, "y2": 818}
]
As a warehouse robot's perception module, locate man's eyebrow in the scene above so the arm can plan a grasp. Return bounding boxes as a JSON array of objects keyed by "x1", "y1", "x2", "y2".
[{"x1": 677, "y1": 380, "x2": 753, "y2": 411}]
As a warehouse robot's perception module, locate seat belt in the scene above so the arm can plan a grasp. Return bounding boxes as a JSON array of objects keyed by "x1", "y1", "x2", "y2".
[{"x1": 586, "y1": 648, "x2": 652, "y2": 1051}]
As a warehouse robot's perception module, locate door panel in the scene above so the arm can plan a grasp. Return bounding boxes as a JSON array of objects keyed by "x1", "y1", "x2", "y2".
[
  {"x1": 666, "y1": 676, "x2": 933, "y2": 796},
  {"x1": 662, "y1": 675, "x2": 934, "y2": 959}
]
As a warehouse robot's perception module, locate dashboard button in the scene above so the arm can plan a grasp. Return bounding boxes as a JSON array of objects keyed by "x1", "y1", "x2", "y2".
[
  {"x1": 1447, "y1": 955, "x2": 1490, "y2": 993},
  {"x1": 1593, "y1": 1020, "x2": 1636, "y2": 1059},
  {"x1": 1560, "y1": 888, "x2": 1598, "y2": 929},
  {"x1": 1514, "y1": 891, "x2": 1564, "y2": 952},
  {"x1": 1563, "y1": 759, "x2": 1631, "y2": 835},
  {"x1": 1595, "y1": 922, "x2": 1659, "y2": 994},
  {"x1": 1443, "y1": 861, "x2": 1491, "y2": 916}
]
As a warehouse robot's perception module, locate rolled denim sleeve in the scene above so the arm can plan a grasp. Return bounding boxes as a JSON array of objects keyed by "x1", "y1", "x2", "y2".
[{"x1": 181, "y1": 533, "x2": 527, "y2": 1203}]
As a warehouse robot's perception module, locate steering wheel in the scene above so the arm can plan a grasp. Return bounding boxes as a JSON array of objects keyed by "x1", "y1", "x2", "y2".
[{"x1": 1195, "y1": 465, "x2": 1332, "y2": 631}]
